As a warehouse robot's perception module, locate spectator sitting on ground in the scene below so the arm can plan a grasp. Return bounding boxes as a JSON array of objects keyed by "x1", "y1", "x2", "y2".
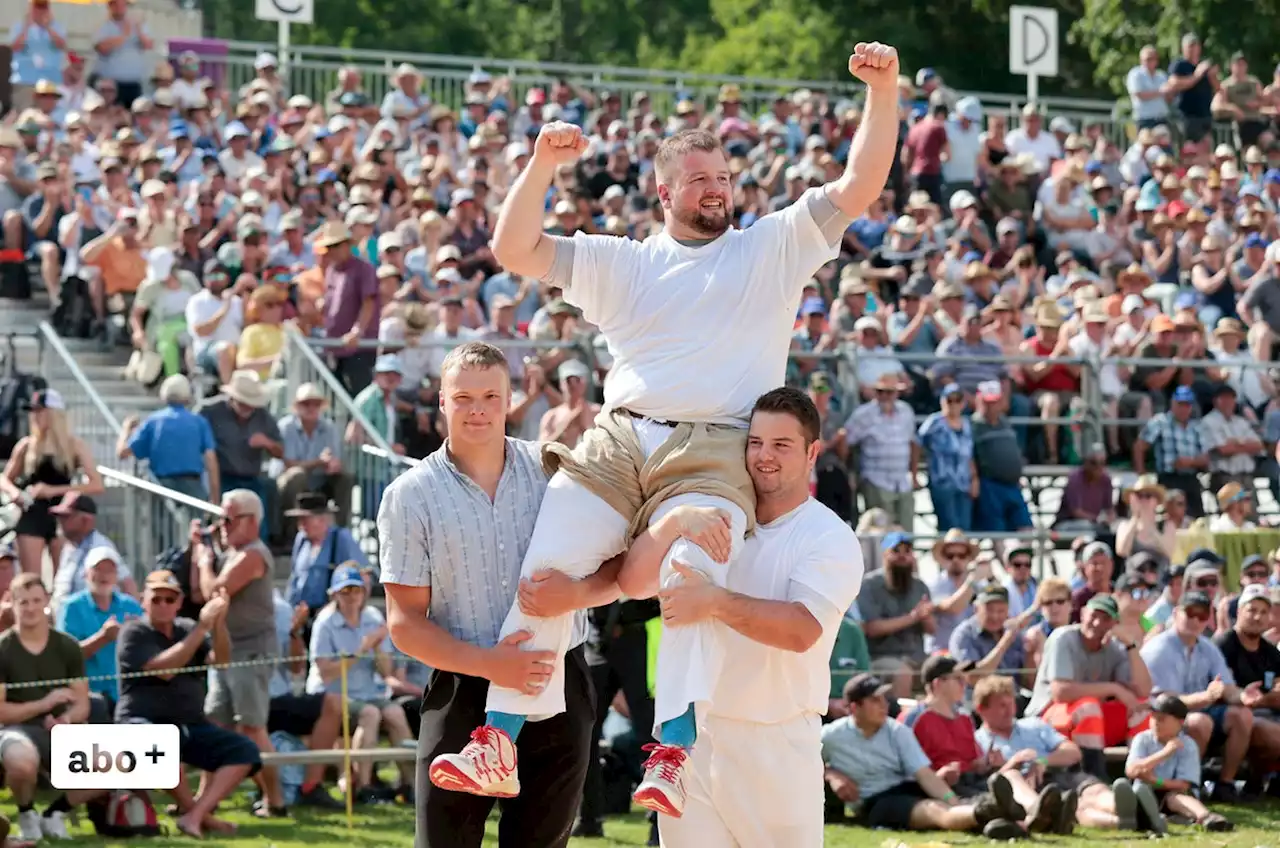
[
  {"x1": 0, "y1": 573, "x2": 103, "y2": 842},
  {"x1": 307, "y1": 565, "x2": 414, "y2": 803},
  {"x1": 266, "y1": 590, "x2": 346, "y2": 810},
  {"x1": 859, "y1": 531, "x2": 934, "y2": 699},
  {"x1": 193, "y1": 489, "x2": 288, "y2": 818},
  {"x1": 820, "y1": 673, "x2": 1026, "y2": 839},
  {"x1": 199, "y1": 370, "x2": 283, "y2": 543},
  {"x1": 117, "y1": 374, "x2": 218, "y2": 503},
  {"x1": 285, "y1": 493, "x2": 369, "y2": 616},
  {"x1": 1024, "y1": 595, "x2": 1153, "y2": 779},
  {"x1": 54, "y1": 552, "x2": 142, "y2": 720},
  {"x1": 49, "y1": 492, "x2": 137, "y2": 610},
  {"x1": 1140, "y1": 590, "x2": 1280, "y2": 801},
  {"x1": 1124, "y1": 693, "x2": 1232, "y2": 832},
  {"x1": 276, "y1": 383, "x2": 353, "y2": 533},
  {"x1": 925, "y1": 529, "x2": 985, "y2": 652},
  {"x1": 116, "y1": 571, "x2": 257, "y2": 839}
]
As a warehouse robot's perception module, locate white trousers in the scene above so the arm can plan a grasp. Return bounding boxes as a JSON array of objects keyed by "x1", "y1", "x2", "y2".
[
  {"x1": 659, "y1": 713, "x2": 825, "y2": 848},
  {"x1": 485, "y1": 420, "x2": 748, "y2": 722}
]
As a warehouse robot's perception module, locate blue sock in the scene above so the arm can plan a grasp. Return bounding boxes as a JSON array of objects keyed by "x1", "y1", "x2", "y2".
[
  {"x1": 484, "y1": 711, "x2": 527, "y2": 741},
  {"x1": 659, "y1": 704, "x2": 697, "y2": 750}
]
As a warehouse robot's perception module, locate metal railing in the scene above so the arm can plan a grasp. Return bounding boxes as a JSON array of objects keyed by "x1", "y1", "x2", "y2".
[
  {"x1": 169, "y1": 40, "x2": 1241, "y2": 147},
  {"x1": 36, "y1": 322, "x2": 220, "y2": 569}
]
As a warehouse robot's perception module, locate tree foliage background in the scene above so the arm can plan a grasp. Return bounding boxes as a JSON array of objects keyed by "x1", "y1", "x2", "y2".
[{"x1": 201, "y1": 0, "x2": 1276, "y2": 99}]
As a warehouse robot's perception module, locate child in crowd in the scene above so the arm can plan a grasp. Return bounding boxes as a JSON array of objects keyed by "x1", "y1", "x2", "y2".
[{"x1": 1124, "y1": 693, "x2": 1233, "y2": 832}]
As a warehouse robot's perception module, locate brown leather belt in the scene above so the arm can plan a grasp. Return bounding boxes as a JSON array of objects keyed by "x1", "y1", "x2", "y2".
[{"x1": 617, "y1": 407, "x2": 680, "y2": 428}]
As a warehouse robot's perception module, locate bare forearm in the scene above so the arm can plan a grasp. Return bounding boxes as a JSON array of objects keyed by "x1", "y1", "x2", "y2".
[
  {"x1": 64, "y1": 691, "x2": 89, "y2": 724},
  {"x1": 144, "y1": 624, "x2": 210, "y2": 672},
  {"x1": 0, "y1": 698, "x2": 51, "y2": 724},
  {"x1": 1180, "y1": 689, "x2": 1218, "y2": 711},
  {"x1": 212, "y1": 621, "x2": 231, "y2": 664},
  {"x1": 79, "y1": 630, "x2": 113, "y2": 659},
  {"x1": 712, "y1": 591, "x2": 820, "y2": 652},
  {"x1": 577, "y1": 556, "x2": 624, "y2": 608},
  {"x1": 492, "y1": 158, "x2": 558, "y2": 276},
  {"x1": 387, "y1": 613, "x2": 494, "y2": 679},
  {"x1": 618, "y1": 513, "x2": 680, "y2": 599},
  {"x1": 828, "y1": 86, "x2": 898, "y2": 217},
  {"x1": 914, "y1": 767, "x2": 954, "y2": 800}
]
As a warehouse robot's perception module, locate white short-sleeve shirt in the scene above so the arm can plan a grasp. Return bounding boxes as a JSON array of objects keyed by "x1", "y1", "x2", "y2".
[
  {"x1": 561, "y1": 187, "x2": 843, "y2": 424},
  {"x1": 709, "y1": 498, "x2": 864, "y2": 724}
]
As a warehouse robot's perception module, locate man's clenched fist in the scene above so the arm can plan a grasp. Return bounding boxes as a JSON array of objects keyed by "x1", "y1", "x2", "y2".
[{"x1": 534, "y1": 121, "x2": 590, "y2": 166}]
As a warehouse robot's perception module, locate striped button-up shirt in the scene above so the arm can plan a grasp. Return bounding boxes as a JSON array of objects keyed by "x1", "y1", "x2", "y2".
[
  {"x1": 845, "y1": 399, "x2": 916, "y2": 493},
  {"x1": 377, "y1": 438, "x2": 587, "y2": 649},
  {"x1": 930, "y1": 337, "x2": 1008, "y2": 395},
  {"x1": 1139, "y1": 413, "x2": 1205, "y2": 474},
  {"x1": 1197, "y1": 409, "x2": 1258, "y2": 476}
]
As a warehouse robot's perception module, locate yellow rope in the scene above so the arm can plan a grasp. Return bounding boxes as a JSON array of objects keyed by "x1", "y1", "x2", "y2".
[{"x1": 340, "y1": 654, "x2": 354, "y2": 830}]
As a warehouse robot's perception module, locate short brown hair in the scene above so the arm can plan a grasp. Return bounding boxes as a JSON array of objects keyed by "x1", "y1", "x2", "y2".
[
  {"x1": 973, "y1": 675, "x2": 1016, "y2": 709},
  {"x1": 750, "y1": 387, "x2": 821, "y2": 444},
  {"x1": 10, "y1": 573, "x2": 46, "y2": 596},
  {"x1": 654, "y1": 129, "x2": 723, "y2": 182},
  {"x1": 440, "y1": 340, "x2": 509, "y2": 381}
]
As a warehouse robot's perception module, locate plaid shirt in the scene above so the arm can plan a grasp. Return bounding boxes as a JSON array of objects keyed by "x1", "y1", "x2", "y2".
[
  {"x1": 1139, "y1": 412, "x2": 1205, "y2": 474},
  {"x1": 1197, "y1": 409, "x2": 1258, "y2": 476},
  {"x1": 845, "y1": 399, "x2": 916, "y2": 493}
]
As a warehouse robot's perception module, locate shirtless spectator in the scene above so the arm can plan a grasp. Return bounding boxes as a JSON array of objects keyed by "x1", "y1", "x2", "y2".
[
  {"x1": 858, "y1": 531, "x2": 935, "y2": 698},
  {"x1": 1024, "y1": 595, "x2": 1153, "y2": 779},
  {"x1": 538, "y1": 359, "x2": 599, "y2": 449},
  {"x1": 116, "y1": 572, "x2": 259, "y2": 839}
]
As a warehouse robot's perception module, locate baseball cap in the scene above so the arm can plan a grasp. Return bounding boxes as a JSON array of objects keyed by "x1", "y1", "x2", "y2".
[
  {"x1": 1241, "y1": 554, "x2": 1266, "y2": 573},
  {"x1": 1114, "y1": 572, "x2": 1146, "y2": 594},
  {"x1": 49, "y1": 492, "x2": 96, "y2": 516},
  {"x1": 843, "y1": 673, "x2": 893, "y2": 703},
  {"x1": 801, "y1": 297, "x2": 827, "y2": 317},
  {"x1": 921, "y1": 654, "x2": 963, "y2": 686},
  {"x1": 1126, "y1": 551, "x2": 1161, "y2": 573},
  {"x1": 1121, "y1": 294, "x2": 1146, "y2": 315},
  {"x1": 1151, "y1": 692, "x2": 1189, "y2": 720},
  {"x1": 374, "y1": 354, "x2": 404, "y2": 375},
  {"x1": 976, "y1": 584, "x2": 1010, "y2": 605},
  {"x1": 1240, "y1": 584, "x2": 1272, "y2": 608},
  {"x1": 977, "y1": 381, "x2": 1003, "y2": 402},
  {"x1": 1245, "y1": 233, "x2": 1268, "y2": 249},
  {"x1": 1085, "y1": 594, "x2": 1120, "y2": 620},
  {"x1": 1172, "y1": 386, "x2": 1196, "y2": 404},
  {"x1": 1082, "y1": 540, "x2": 1113, "y2": 561},
  {"x1": 23, "y1": 388, "x2": 65, "y2": 411},
  {"x1": 1183, "y1": 548, "x2": 1225, "y2": 567},
  {"x1": 145, "y1": 570, "x2": 183, "y2": 593},
  {"x1": 328, "y1": 565, "x2": 365, "y2": 595},
  {"x1": 880, "y1": 531, "x2": 911, "y2": 552},
  {"x1": 940, "y1": 383, "x2": 963, "y2": 400},
  {"x1": 1179, "y1": 590, "x2": 1213, "y2": 610}
]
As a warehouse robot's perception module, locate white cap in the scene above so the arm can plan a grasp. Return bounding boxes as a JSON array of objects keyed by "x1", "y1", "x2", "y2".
[
  {"x1": 377, "y1": 231, "x2": 403, "y2": 252},
  {"x1": 1121, "y1": 294, "x2": 1145, "y2": 314},
  {"x1": 254, "y1": 52, "x2": 278, "y2": 70},
  {"x1": 949, "y1": 190, "x2": 977, "y2": 211},
  {"x1": 147, "y1": 246, "x2": 176, "y2": 281},
  {"x1": 140, "y1": 179, "x2": 166, "y2": 199},
  {"x1": 240, "y1": 190, "x2": 264, "y2": 208},
  {"x1": 603, "y1": 184, "x2": 625, "y2": 200},
  {"x1": 558, "y1": 359, "x2": 591, "y2": 383},
  {"x1": 854, "y1": 316, "x2": 882, "y2": 333},
  {"x1": 554, "y1": 200, "x2": 575, "y2": 215},
  {"x1": 85, "y1": 546, "x2": 121, "y2": 571}
]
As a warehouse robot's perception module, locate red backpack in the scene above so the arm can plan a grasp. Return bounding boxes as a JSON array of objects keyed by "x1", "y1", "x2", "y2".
[{"x1": 88, "y1": 789, "x2": 163, "y2": 838}]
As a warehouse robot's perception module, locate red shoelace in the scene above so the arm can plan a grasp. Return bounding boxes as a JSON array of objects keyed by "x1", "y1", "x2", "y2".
[{"x1": 640, "y1": 743, "x2": 688, "y2": 783}]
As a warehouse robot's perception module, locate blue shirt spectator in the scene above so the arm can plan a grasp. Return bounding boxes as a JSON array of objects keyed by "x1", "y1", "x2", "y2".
[
  {"x1": 1126, "y1": 728, "x2": 1200, "y2": 784},
  {"x1": 124, "y1": 392, "x2": 217, "y2": 497},
  {"x1": 56, "y1": 586, "x2": 143, "y2": 702},
  {"x1": 270, "y1": 592, "x2": 294, "y2": 699},
  {"x1": 976, "y1": 716, "x2": 1065, "y2": 763},
  {"x1": 1140, "y1": 627, "x2": 1234, "y2": 695},
  {"x1": 950, "y1": 614, "x2": 1026, "y2": 679},
  {"x1": 306, "y1": 603, "x2": 391, "y2": 702},
  {"x1": 820, "y1": 713, "x2": 932, "y2": 809},
  {"x1": 287, "y1": 524, "x2": 369, "y2": 611},
  {"x1": 917, "y1": 409, "x2": 974, "y2": 493},
  {"x1": 8, "y1": 14, "x2": 66, "y2": 86},
  {"x1": 91, "y1": 13, "x2": 151, "y2": 86}
]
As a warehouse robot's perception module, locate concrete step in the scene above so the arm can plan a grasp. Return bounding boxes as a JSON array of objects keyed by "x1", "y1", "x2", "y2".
[{"x1": 45, "y1": 363, "x2": 128, "y2": 382}]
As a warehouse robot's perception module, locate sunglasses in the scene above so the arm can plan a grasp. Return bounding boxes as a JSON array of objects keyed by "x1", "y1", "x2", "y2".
[
  {"x1": 1194, "y1": 579, "x2": 1219, "y2": 589},
  {"x1": 1243, "y1": 570, "x2": 1268, "y2": 581},
  {"x1": 1127, "y1": 588, "x2": 1152, "y2": 601},
  {"x1": 1183, "y1": 608, "x2": 1210, "y2": 622},
  {"x1": 1044, "y1": 597, "x2": 1071, "y2": 606},
  {"x1": 1010, "y1": 559, "x2": 1032, "y2": 569},
  {"x1": 944, "y1": 395, "x2": 965, "y2": 404},
  {"x1": 150, "y1": 593, "x2": 180, "y2": 605},
  {"x1": 1134, "y1": 491, "x2": 1158, "y2": 500}
]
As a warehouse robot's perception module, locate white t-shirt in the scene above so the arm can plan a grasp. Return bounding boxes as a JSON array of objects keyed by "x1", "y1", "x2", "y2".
[
  {"x1": 709, "y1": 498, "x2": 863, "y2": 724},
  {"x1": 1068, "y1": 332, "x2": 1124, "y2": 398},
  {"x1": 217, "y1": 149, "x2": 266, "y2": 186},
  {"x1": 185, "y1": 290, "x2": 244, "y2": 355},
  {"x1": 558, "y1": 187, "x2": 842, "y2": 424},
  {"x1": 1005, "y1": 129, "x2": 1063, "y2": 172},
  {"x1": 425, "y1": 325, "x2": 478, "y2": 379},
  {"x1": 378, "y1": 317, "x2": 432, "y2": 389}
]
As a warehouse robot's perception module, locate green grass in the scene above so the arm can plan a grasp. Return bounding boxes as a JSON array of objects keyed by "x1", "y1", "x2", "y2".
[{"x1": 13, "y1": 792, "x2": 1280, "y2": 846}]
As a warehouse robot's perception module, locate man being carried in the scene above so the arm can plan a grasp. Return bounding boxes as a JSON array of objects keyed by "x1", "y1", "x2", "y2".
[
  {"x1": 614, "y1": 388, "x2": 863, "y2": 844},
  {"x1": 427, "y1": 41, "x2": 902, "y2": 818}
]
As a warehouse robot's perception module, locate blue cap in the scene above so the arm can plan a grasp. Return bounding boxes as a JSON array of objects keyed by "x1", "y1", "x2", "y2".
[
  {"x1": 328, "y1": 565, "x2": 365, "y2": 594},
  {"x1": 800, "y1": 296, "x2": 826, "y2": 317},
  {"x1": 1240, "y1": 184, "x2": 1261, "y2": 198},
  {"x1": 962, "y1": 250, "x2": 982, "y2": 263},
  {"x1": 1084, "y1": 159, "x2": 1103, "y2": 174},
  {"x1": 1245, "y1": 233, "x2": 1268, "y2": 249},
  {"x1": 940, "y1": 383, "x2": 963, "y2": 399},
  {"x1": 316, "y1": 168, "x2": 338, "y2": 183},
  {"x1": 1172, "y1": 385, "x2": 1196, "y2": 404},
  {"x1": 375, "y1": 353, "x2": 404, "y2": 374},
  {"x1": 1266, "y1": 169, "x2": 1280, "y2": 185},
  {"x1": 911, "y1": 105, "x2": 926, "y2": 120},
  {"x1": 881, "y1": 531, "x2": 912, "y2": 552},
  {"x1": 1174, "y1": 291, "x2": 1198, "y2": 310},
  {"x1": 313, "y1": 126, "x2": 332, "y2": 141},
  {"x1": 169, "y1": 121, "x2": 189, "y2": 139}
]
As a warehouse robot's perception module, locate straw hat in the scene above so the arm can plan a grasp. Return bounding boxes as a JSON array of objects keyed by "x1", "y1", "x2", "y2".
[
  {"x1": 1128, "y1": 474, "x2": 1167, "y2": 504},
  {"x1": 293, "y1": 383, "x2": 327, "y2": 405},
  {"x1": 1117, "y1": 263, "x2": 1152, "y2": 288},
  {"x1": 931, "y1": 528, "x2": 979, "y2": 563},
  {"x1": 221, "y1": 370, "x2": 270, "y2": 408},
  {"x1": 1034, "y1": 302, "x2": 1065, "y2": 329},
  {"x1": 1213, "y1": 318, "x2": 1246, "y2": 338},
  {"x1": 314, "y1": 221, "x2": 353, "y2": 249},
  {"x1": 1217, "y1": 481, "x2": 1250, "y2": 511}
]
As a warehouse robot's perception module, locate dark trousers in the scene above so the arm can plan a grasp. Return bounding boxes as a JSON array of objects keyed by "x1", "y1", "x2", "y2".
[
  {"x1": 416, "y1": 646, "x2": 596, "y2": 848},
  {"x1": 579, "y1": 625, "x2": 655, "y2": 827},
  {"x1": 333, "y1": 351, "x2": 377, "y2": 397},
  {"x1": 1157, "y1": 470, "x2": 1205, "y2": 519},
  {"x1": 815, "y1": 464, "x2": 855, "y2": 525}
]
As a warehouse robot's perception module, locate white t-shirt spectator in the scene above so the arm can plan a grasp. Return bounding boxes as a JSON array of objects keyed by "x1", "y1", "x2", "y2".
[
  {"x1": 1126, "y1": 65, "x2": 1170, "y2": 123},
  {"x1": 1005, "y1": 128, "x2": 1062, "y2": 172},
  {"x1": 185, "y1": 290, "x2": 244, "y2": 356},
  {"x1": 169, "y1": 77, "x2": 205, "y2": 109},
  {"x1": 1068, "y1": 332, "x2": 1124, "y2": 398},
  {"x1": 216, "y1": 148, "x2": 265, "y2": 185},
  {"x1": 1214, "y1": 347, "x2": 1269, "y2": 411},
  {"x1": 853, "y1": 344, "x2": 906, "y2": 387},
  {"x1": 942, "y1": 121, "x2": 982, "y2": 185}
]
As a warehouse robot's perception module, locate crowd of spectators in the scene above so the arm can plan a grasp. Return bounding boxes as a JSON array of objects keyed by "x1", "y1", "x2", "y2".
[{"x1": 10, "y1": 1, "x2": 1280, "y2": 842}]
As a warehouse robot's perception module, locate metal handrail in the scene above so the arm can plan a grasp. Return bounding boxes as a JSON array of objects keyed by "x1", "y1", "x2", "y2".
[
  {"x1": 284, "y1": 328, "x2": 400, "y2": 459},
  {"x1": 360, "y1": 443, "x2": 421, "y2": 468},
  {"x1": 98, "y1": 466, "x2": 222, "y2": 516},
  {"x1": 37, "y1": 322, "x2": 122, "y2": 436}
]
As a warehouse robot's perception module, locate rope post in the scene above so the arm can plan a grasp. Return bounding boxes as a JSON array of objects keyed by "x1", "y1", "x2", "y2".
[{"x1": 340, "y1": 654, "x2": 353, "y2": 830}]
